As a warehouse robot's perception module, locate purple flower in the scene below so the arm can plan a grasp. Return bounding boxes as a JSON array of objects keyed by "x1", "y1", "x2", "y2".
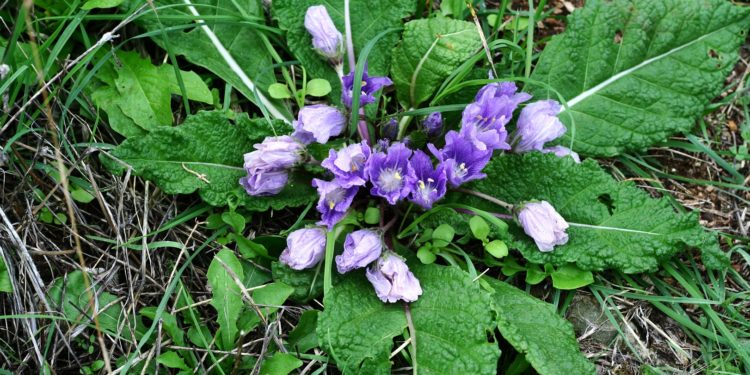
[
  {"x1": 518, "y1": 201, "x2": 569, "y2": 252},
  {"x1": 342, "y1": 66, "x2": 392, "y2": 108},
  {"x1": 407, "y1": 150, "x2": 447, "y2": 209},
  {"x1": 244, "y1": 135, "x2": 304, "y2": 170},
  {"x1": 514, "y1": 100, "x2": 566, "y2": 152},
  {"x1": 240, "y1": 169, "x2": 289, "y2": 196},
  {"x1": 429, "y1": 130, "x2": 492, "y2": 187},
  {"x1": 304, "y1": 6, "x2": 343, "y2": 61},
  {"x1": 366, "y1": 142, "x2": 415, "y2": 205},
  {"x1": 366, "y1": 252, "x2": 422, "y2": 303},
  {"x1": 460, "y1": 82, "x2": 531, "y2": 151},
  {"x1": 312, "y1": 178, "x2": 358, "y2": 229},
  {"x1": 293, "y1": 104, "x2": 346, "y2": 145},
  {"x1": 279, "y1": 227, "x2": 327, "y2": 270},
  {"x1": 321, "y1": 142, "x2": 371, "y2": 188},
  {"x1": 336, "y1": 229, "x2": 383, "y2": 273},
  {"x1": 422, "y1": 112, "x2": 443, "y2": 138},
  {"x1": 542, "y1": 145, "x2": 581, "y2": 163}
]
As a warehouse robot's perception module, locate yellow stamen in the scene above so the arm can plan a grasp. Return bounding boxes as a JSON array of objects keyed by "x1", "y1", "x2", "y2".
[
  {"x1": 459, "y1": 162, "x2": 467, "y2": 171},
  {"x1": 394, "y1": 172, "x2": 402, "y2": 180},
  {"x1": 328, "y1": 201, "x2": 335, "y2": 209},
  {"x1": 351, "y1": 163, "x2": 358, "y2": 172},
  {"x1": 419, "y1": 180, "x2": 426, "y2": 189}
]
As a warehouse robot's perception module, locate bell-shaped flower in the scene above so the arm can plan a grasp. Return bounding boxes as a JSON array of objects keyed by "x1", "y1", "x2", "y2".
[
  {"x1": 279, "y1": 227, "x2": 327, "y2": 270},
  {"x1": 321, "y1": 142, "x2": 370, "y2": 188},
  {"x1": 366, "y1": 252, "x2": 422, "y2": 303},
  {"x1": 341, "y1": 66, "x2": 392, "y2": 108},
  {"x1": 514, "y1": 100, "x2": 566, "y2": 152},
  {"x1": 293, "y1": 104, "x2": 346, "y2": 144},
  {"x1": 312, "y1": 178, "x2": 358, "y2": 230},
  {"x1": 336, "y1": 229, "x2": 383, "y2": 273},
  {"x1": 429, "y1": 130, "x2": 492, "y2": 188},
  {"x1": 541, "y1": 145, "x2": 581, "y2": 163},
  {"x1": 366, "y1": 142, "x2": 415, "y2": 205},
  {"x1": 460, "y1": 81, "x2": 530, "y2": 151},
  {"x1": 517, "y1": 201, "x2": 569, "y2": 252},
  {"x1": 407, "y1": 150, "x2": 447, "y2": 209},
  {"x1": 240, "y1": 169, "x2": 289, "y2": 196},
  {"x1": 304, "y1": 6, "x2": 343, "y2": 62}
]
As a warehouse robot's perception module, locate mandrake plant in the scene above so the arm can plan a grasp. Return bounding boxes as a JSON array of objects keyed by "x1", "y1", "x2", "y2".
[{"x1": 3, "y1": 0, "x2": 749, "y2": 373}]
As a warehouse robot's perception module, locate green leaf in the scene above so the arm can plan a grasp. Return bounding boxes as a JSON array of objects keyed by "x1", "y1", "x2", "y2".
[
  {"x1": 469, "y1": 216, "x2": 490, "y2": 241},
  {"x1": 140, "y1": 307, "x2": 185, "y2": 346},
  {"x1": 160, "y1": 64, "x2": 213, "y2": 104},
  {"x1": 486, "y1": 279, "x2": 595, "y2": 375},
  {"x1": 454, "y1": 153, "x2": 726, "y2": 273},
  {"x1": 129, "y1": 0, "x2": 288, "y2": 116},
  {"x1": 417, "y1": 246, "x2": 437, "y2": 264},
  {"x1": 550, "y1": 264, "x2": 594, "y2": 290},
  {"x1": 106, "y1": 111, "x2": 316, "y2": 211},
  {"x1": 113, "y1": 51, "x2": 173, "y2": 131},
  {"x1": 287, "y1": 310, "x2": 319, "y2": 353},
  {"x1": 156, "y1": 351, "x2": 189, "y2": 370},
  {"x1": 317, "y1": 265, "x2": 499, "y2": 374},
  {"x1": 48, "y1": 271, "x2": 123, "y2": 335},
  {"x1": 82, "y1": 0, "x2": 124, "y2": 10},
  {"x1": 70, "y1": 186, "x2": 95, "y2": 203},
  {"x1": 364, "y1": 206, "x2": 381, "y2": 225},
  {"x1": 221, "y1": 211, "x2": 246, "y2": 233},
  {"x1": 529, "y1": 0, "x2": 750, "y2": 156},
  {"x1": 391, "y1": 17, "x2": 482, "y2": 107},
  {"x1": 259, "y1": 353, "x2": 303, "y2": 375},
  {"x1": 271, "y1": 262, "x2": 323, "y2": 303},
  {"x1": 485, "y1": 240, "x2": 508, "y2": 258},
  {"x1": 0, "y1": 256, "x2": 12, "y2": 293},
  {"x1": 305, "y1": 78, "x2": 331, "y2": 97},
  {"x1": 431, "y1": 223, "x2": 455, "y2": 247},
  {"x1": 274, "y1": 0, "x2": 415, "y2": 103},
  {"x1": 91, "y1": 51, "x2": 212, "y2": 137},
  {"x1": 268, "y1": 83, "x2": 292, "y2": 99},
  {"x1": 207, "y1": 249, "x2": 245, "y2": 350},
  {"x1": 239, "y1": 282, "x2": 295, "y2": 333}
]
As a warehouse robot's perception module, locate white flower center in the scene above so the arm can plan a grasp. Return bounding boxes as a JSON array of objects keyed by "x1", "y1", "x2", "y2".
[
  {"x1": 378, "y1": 168, "x2": 403, "y2": 192},
  {"x1": 326, "y1": 187, "x2": 346, "y2": 209},
  {"x1": 418, "y1": 178, "x2": 435, "y2": 201},
  {"x1": 453, "y1": 162, "x2": 468, "y2": 178}
]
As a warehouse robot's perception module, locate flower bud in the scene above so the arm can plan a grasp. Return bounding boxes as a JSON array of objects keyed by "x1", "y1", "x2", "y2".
[
  {"x1": 336, "y1": 229, "x2": 383, "y2": 273},
  {"x1": 365, "y1": 252, "x2": 422, "y2": 303},
  {"x1": 304, "y1": 6, "x2": 343, "y2": 62},
  {"x1": 240, "y1": 169, "x2": 289, "y2": 196},
  {"x1": 293, "y1": 104, "x2": 346, "y2": 145},
  {"x1": 279, "y1": 227, "x2": 327, "y2": 270},
  {"x1": 517, "y1": 201, "x2": 569, "y2": 252},
  {"x1": 421, "y1": 112, "x2": 443, "y2": 138},
  {"x1": 381, "y1": 118, "x2": 399, "y2": 140},
  {"x1": 514, "y1": 100, "x2": 566, "y2": 152},
  {"x1": 245, "y1": 135, "x2": 304, "y2": 170}
]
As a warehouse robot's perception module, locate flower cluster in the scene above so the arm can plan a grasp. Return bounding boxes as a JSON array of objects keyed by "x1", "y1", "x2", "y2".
[{"x1": 240, "y1": 5, "x2": 576, "y2": 303}]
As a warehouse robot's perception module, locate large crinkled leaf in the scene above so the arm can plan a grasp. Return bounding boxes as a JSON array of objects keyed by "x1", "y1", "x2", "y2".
[
  {"x1": 124, "y1": 0, "x2": 289, "y2": 119},
  {"x1": 450, "y1": 153, "x2": 726, "y2": 272},
  {"x1": 207, "y1": 249, "x2": 244, "y2": 350},
  {"x1": 486, "y1": 279, "x2": 595, "y2": 375},
  {"x1": 317, "y1": 265, "x2": 499, "y2": 374},
  {"x1": 105, "y1": 110, "x2": 316, "y2": 211},
  {"x1": 391, "y1": 17, "x2": 481, "y2": 108},
  {"x1": 530, "y1": 0, "x2": 750, "y2": 156},
  {"x1": 273, "y1": 0, "x2": 415, "y2": 103}
]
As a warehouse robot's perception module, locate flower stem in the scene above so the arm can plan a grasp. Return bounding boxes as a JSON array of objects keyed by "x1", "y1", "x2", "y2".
[
  {"x1": 455, "y1": 188, "x2": 514, "y2": 211},
  {"x1": 396, "y1": 111, "x2": 414, "y2": 140},
  {"x1": 344, "y1": 0, "x2": 356, "y2": 72},
  {"x1": 323, "y1": 229, "x2": 336, "y2": 297}
]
